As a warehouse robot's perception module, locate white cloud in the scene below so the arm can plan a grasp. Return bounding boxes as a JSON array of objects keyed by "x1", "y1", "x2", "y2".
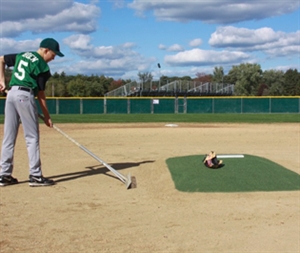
[
  {"x1": 159, "y1": 66, "x2": 214, "y2": 78},
  {"x1": 64, "y1": 34, "x2": 93, "y2": 51},
  {"x1": 128, "y1": 0, "x2": 299, "y2": 24},
  {"x1": 264, "y1": 45, "x2": 300, "y2": 57},
  {"x1": 189, "y1": 38, "x2": 202, "y2": 47},
  {"x1": 271, "y1": 65, "x2": 300, "y2": 72},
  {"x1": 0, "y1": 38, "x2": 41, "y2": 54},
  {"x1": 64, "y1": 55, "x2": 156, "y2": 78},
  {"x1": 158, "y1": 43, "x2": 184, "y2": 51},
  {"x1": 1, "y1": 2, "x2": 100, "y2": 37},
  {"x1": 1, "y1": 1, "x2": 298, "y2": 79},
  {"x1": 210, "y1": 26, "x2": 279, "y2": 46},
  {"x1": 62, "y1": 35, "x2": 156, "y2": 77},
  {"x1": 167, "y1": 44, "x2": 184, "y2": 52},
  {"x1": 123, "y1": 42, "x2": 136, "y2": 49},
  {"x1": 209, "y1": 26, "x2": 300, "y2": 57},
  {"x1": 109, "y1": 0, "x2": 126, "y2": 9},
  {"x1": 65, "y1": 34, "x2": 138, "y2": 59},
  {"x1": 0, "y1": 0, "x2": 73, "y2": 22},
  {"x1": 159, "y1": 44, "x2": 167, "y2": 50},
  {"x1": 165, "y1": 48, "x2": 250, "y2": 67}
]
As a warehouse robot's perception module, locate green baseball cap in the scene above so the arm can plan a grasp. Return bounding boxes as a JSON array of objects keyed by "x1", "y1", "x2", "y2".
[{"x1": 40, "y1": 38, "x2": 64, "y2": 57}]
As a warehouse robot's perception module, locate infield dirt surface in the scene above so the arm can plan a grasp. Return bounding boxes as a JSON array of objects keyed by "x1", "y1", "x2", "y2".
[{"x1": 0, "y1": 123, "x2": 299, "y2": 253}]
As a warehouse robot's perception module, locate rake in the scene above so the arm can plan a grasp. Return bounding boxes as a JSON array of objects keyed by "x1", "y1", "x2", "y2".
[{"x1": 38, "y1": 114, "x2": 134, "y2": 189}]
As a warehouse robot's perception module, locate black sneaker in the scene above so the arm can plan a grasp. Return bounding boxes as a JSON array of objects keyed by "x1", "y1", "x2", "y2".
[
  {"x1": 29, "y1": 175, "x2": 55, "y2": 187},
  {"x1": 0, "y1": 175, "x2": 18, "y2": 186}
]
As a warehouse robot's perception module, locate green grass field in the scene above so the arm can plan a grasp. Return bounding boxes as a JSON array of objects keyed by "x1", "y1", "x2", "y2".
[
  {"x1": 0, "y1": 113, "x2": 298, "y2": 124},
  {"x1": 166, "y1": 154, "x2": 300, "y2": 192}
]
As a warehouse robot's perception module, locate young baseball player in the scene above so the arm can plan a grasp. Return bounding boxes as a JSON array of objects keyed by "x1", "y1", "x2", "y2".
[
  {"x1": 203, "y1": 151, "x2": 223, "y2": 168},
  {"x1": 0, "y1": 38, "x2": 64, "y2": 186}
]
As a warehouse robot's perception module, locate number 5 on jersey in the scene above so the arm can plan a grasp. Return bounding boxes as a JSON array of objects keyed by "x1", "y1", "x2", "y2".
[{"x1": 14, "y1": 60, "x2": 28, "y2": 81}]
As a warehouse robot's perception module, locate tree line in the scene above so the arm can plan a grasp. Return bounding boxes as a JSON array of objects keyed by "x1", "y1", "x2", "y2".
[{"x1": 4, "y1": 63, "x2": 300, "y2": 97}]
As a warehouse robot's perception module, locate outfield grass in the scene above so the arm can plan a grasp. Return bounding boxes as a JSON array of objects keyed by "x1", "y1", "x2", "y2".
[{"x1": 0, "y1": 113, "x2": 299, "y2": 124}]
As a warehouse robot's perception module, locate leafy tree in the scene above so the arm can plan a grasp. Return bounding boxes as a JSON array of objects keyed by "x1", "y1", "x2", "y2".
[
  {"x1": 164, "y1": 76, "x2": 177, "y2": 83},
  {"x1": 160, "y1": 75, "x2": 169, "y2": 86},
  {"x1": 122, "y1": 78, "x2": 133, "y2": 84},
  {"x1": 227, "y1": 63, "x2": 262, "y2": 95},
  {"x1": 108, "y1": 79, "x2": 124, "y2": 92},
  {"x1": 51, "y1": 72, "x2": 60, "y2": 79},
  {"x1": 55, "y1": 81, "x2": 68, "y2": 97},
  {"x1": 45, "y1": 81, "x2": 54, "y2": 96},
  {"x1": 194, "y1": 72, "x2": 212, "y2": 83},
  {"x1": 138, "y1": 72, "x2": 153, "y2": 83},
  {"x1": 45, "y1": 80, "x2": 68, "y2": 97},
  {"x1": 67, "y1": 77, "x2": 87, "y2": 97},
  {"x1": 87, "y1": 81, "x2": 105, "y2": 97},
  {"x1": 60, "y1": 71, "x2": 66, "y2": 79},
  {"x1": 212, "y1": 66, "x2": 224, "y2": 83},
  {"x1": 99, "y1": 75, "x2": 112, "y2": 94},
  {"x1": 261, "y1": 70, "x2": 285, "y2": 96},
  {"x1": 138, "y1": 71, "x2": 153, "y2": 90},
  {"x1": 157, "y1": 76, "x2": 193, "y2": 90},
  {"x1": 283, "y1": 69, "x2": 300, "y2": 95},
  {"x1": 256, "y1": 83, "x2": 269, "y2": 96},
  {"x1": 4, "y1": 64, "x2": 298, "y2": 97},
  {"x1": 181, "y1": 76, "x2": 192, "y2": 81},
  {"x1": 47, "y1": 72, "x2": 78, "y2": 96}
]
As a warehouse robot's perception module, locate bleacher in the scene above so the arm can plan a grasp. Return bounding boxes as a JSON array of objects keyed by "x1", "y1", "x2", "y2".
[{"x1": 105, "y1": 80, "x2": 234, "y2": 97}]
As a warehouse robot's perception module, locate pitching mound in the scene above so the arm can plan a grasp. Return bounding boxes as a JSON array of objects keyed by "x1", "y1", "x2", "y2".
[{"x1": 166, "y1": 154, "x2": 300, "y2": 192}]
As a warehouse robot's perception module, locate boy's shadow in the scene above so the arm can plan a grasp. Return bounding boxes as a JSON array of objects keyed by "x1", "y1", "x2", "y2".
[{"x1": 49, "y1": 160, "x2": 155, "y2": 183}]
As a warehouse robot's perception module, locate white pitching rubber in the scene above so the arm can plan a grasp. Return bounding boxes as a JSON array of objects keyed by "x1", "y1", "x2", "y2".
[{"x1": 217, "y1": 155, "x2": 244, "y2": 158}]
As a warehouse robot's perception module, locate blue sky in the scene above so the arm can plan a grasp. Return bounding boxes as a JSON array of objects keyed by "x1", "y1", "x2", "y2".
[{"x1": 0, "y1": 0, "x2": 299, "y2": 81}]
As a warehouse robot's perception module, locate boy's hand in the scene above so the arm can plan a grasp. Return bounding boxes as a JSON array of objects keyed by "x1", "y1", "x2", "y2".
[
  {"x1": 38, "y1": 114, "x2": 53, "y2": 128},
  {"x1": 44, "y1": 117, "x2": 53, "y2": 128},
  {"x1": 0, "y1": 82, "x2": 6, "y2": 92}
]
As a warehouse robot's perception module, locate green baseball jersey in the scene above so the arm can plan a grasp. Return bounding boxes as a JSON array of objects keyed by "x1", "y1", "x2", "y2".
[{"x1": 7, "y1": 51, "x2": 50, "y2": 94}]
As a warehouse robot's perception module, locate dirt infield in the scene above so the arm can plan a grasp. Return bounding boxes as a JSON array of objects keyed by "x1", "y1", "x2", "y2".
[{"x1": 0, "y1": 123, "x2": 299, "y2": 253}]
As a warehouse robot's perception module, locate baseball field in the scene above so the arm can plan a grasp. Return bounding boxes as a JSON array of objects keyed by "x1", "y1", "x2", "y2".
[{"x1": 0, "y1": 114, "x2": 299, "y2": 252}]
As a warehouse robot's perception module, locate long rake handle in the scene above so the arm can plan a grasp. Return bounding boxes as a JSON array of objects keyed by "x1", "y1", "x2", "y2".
[
  {"x1": 52, "y1": 125, "x2": 128, "y2": 183},
  {"x1": 38, "y1": 114, "x2": 131, "y2": 187}
]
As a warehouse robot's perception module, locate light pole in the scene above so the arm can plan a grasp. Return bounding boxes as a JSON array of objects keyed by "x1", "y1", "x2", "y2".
[{"x1": 157, "y1": 63, "x2": 161, "y2": 90}]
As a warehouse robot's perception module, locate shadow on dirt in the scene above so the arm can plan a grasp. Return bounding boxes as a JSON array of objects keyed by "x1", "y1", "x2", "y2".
[{"x1": 48, "y1": 160, "x2": 155, "y2": 184}]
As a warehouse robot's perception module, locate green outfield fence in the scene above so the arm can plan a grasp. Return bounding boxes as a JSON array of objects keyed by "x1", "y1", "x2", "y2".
[{"x1": 0, "y1": 97, "x2": 299, "y2": 114}]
